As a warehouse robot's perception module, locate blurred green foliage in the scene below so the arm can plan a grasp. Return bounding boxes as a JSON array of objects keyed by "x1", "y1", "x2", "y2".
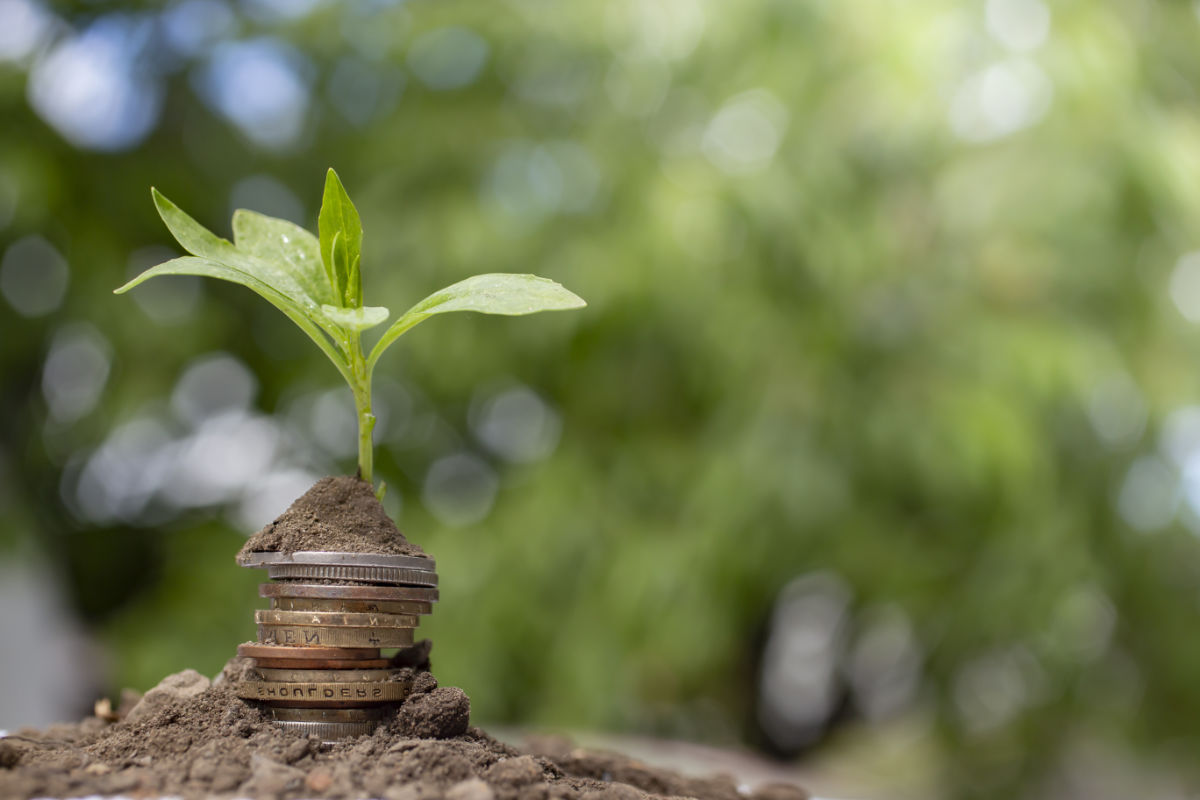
[{"x1": 3, "y1": 0, "x2": 1200, "y2": 797}]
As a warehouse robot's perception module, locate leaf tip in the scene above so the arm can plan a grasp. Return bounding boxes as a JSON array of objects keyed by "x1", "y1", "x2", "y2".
[
  {"x1": 150, "y1": 186, "x2": 176, "y2": 217},
  {"x1": 325, "y1": 167, "x2": 344, "y2": 191}
]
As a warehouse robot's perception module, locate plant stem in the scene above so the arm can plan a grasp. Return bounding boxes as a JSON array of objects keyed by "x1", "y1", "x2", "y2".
[{"x1": 350, "y1": 332, "x2": 375, "y2": 484}]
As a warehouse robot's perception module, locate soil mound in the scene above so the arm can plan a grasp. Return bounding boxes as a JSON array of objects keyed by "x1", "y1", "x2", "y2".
[
  {"x1": 240, "y1": 476, "x2": 425, "y2": 558},
  {"x1": 0, "y1": 663, "x2": 808, "y2": 800}
]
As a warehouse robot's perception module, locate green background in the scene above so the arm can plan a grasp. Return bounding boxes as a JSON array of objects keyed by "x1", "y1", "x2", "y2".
[{"x1": 3, "y1": 0, "x2": 1200, "y2": 797}]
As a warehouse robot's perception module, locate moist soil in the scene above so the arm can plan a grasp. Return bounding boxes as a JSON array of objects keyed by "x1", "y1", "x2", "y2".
[
  {"x1": 239, "y1": 476, "x2": 426, "y2": 558},
  {"x1": 0, "y1": 660, "x2": 809, "y2": 800}
]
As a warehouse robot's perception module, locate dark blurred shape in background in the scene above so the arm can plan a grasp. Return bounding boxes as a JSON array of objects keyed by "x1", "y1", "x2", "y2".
[{"x1": 2, "y1": 1, "x2": 1200, "y2": 798}]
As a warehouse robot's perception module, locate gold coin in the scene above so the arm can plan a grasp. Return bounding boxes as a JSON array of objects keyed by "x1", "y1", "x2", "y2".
[
  {"x1": 253, "y1": 667, "x2": 403, "y2": 683},
  {"x1": 271, "y1": 596, "x2": 432, "y2": 615},
  {"x1": 237, "y1": 643, "x2": 381, "y2": 660},
  {"x1": 255, "y1": 609, "x2": 418, "y2": 628},
  {"x1": 237, "y1": 679, "x2": 412, "y2": 705},
  {"x1": 257, "y1": 624, "x2": 415, "y2": 648}
]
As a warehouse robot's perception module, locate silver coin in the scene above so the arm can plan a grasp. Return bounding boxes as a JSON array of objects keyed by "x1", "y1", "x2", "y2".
[
  {"x1": 266, "y1": 563, "x2": 439, "y2": 587},
  {"x1": 269, "y1": 718, "x2": 380, "y2": 741},
  {"x1": 267, "y1": 706, "x2": 385, "y2": 722},
  {"x1": 239, "y1": 550, "x2": 435, "y2": 571}
]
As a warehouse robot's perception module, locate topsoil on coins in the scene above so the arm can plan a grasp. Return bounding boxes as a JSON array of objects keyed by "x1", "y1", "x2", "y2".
[{"x1": 239, "y1": 476, "x2": 426, "y2": 558}]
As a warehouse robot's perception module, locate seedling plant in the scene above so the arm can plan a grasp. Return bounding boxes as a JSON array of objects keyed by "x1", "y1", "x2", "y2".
[{"x1": 117, "y1": 169, "x2": 585, "y2": 490}]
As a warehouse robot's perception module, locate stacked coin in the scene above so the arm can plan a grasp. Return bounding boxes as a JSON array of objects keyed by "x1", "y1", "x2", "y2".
[{"x1": 235, "y1": 551, "x2": 437, "y2": 741}]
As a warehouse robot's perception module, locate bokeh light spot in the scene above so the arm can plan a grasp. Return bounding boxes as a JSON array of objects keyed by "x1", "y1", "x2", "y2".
[
  {"x1": 407, "y1": 26, "x2": 488, "y2": 91},
  {"x1": 482, "y1": 140, "x2": 602, "y2": 225},
  {"x1": 1086, "y1": 373, "x2": 1146, "y2": 449},
  {"x1": 985, "y1": 0, "x2": 1051, "y2": 52},
  {"x1": 161, "y1": 0, "x2": 236, "y2": 57},
  {"x1": 170, "y1": 352, "x2": 258, "y2": 428},
  {"x1": 470, "y1": 384, "x2": 562, "y2": 464},
  {"x1": 1160, "y1": 405, "x2": 1200, "y2": 468},
  {"x1": 1168, "y1": 251, "x2": 1200, "y2": 322},
  {"x1": 234, "y1": 467, "x2": 320, "y2": 531},
  {"x1": 1, "y1": 235, "x2": 69, "y2": 317},
  {"x1": 954, "y1": 646, "x2": 1046, "y2": 734},
  {"x1": 948, "y1": 58, "x2": 1052, "y2": 142},
  {"x1": 41, "y1": 323, "x2": 112, "y2": 424},
  {"x1": 229, "y1": 174, "x2": 305, "y2": 224},
  {"x1": 847, "y1": 606, "x2": 923, "y2": 722},
  {"x1": 1117, "y1": 456, "x2": 1178, "y2": 532},
  {"x1": 606, "y1": 0, "x2": 706, "y2": 62},
  {"x1": 758, "y1": 573, "x2": 851, "y2": 751},
  {"x1": 28, "y1": 15, "x2": 164, "y2": 151},
  {"x1": 327, "y1": 55, "x2": 403, "y2": 127},
  {"x1": 0, "y1": 0, "x2": 54, "y2": 63},
  {"x1": 422, "y1": 452, "x2": 498, "y2": 528},
  {"x1": 702, "y1": 89, "x2": 788, "y2": 175},
  {"x1": 240, "y1": 0, "x2": 324, "y2": 23},
  {"x1": 196, "y1": 38, "x2": 312, "y2": 149}
]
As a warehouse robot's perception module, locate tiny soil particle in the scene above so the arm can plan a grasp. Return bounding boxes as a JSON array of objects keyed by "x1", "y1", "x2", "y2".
[
  {"x1": 0, "y1": 661, "x2": 809, "y2": 800},
  {"x1": 239, "y1": 476, "x2": 426, "y2": 558}
]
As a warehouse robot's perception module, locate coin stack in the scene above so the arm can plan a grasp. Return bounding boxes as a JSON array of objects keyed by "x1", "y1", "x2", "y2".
[{"x1": 234, "y1": 551, "x2": 438, "y2": 741}]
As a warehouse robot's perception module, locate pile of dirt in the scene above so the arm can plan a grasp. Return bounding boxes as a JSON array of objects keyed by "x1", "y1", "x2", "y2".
[
  {"x1": 239, "y1": 476, "x2": 426, "y2": 558},
  {"x1": 0, "y1": 662, "x2": 808, "y2": 800}
]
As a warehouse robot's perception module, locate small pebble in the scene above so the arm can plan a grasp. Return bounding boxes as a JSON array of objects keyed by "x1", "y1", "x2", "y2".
[{"x1": 305, "y1": 767, "x2": 334, "y2": 793}]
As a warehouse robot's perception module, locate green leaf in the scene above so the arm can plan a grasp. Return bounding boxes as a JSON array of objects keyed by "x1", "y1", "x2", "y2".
[
  {"x1": 368, "y1": 273, "x2": 586, "y2": 369},
  {"x1": 318, "y1": 168, "x2": 363, "y2": 307},
  {"x1": 149, "y1": 187, "x2": 235, "y2": 262},
  {"x1": 320, "y1": 304, "x2": 389, "y2": 331},
  {"x1": 232, "y1": 209, "x2": 336, "y2": 307},
  {"x1": 407, "y1": 273, "x2": 587, "y2": 316},
  {"x1": 148, "y1": 188, "x2": 323, "y2": 316},
  {"x1": 115, "y1": 256, "x2": 355, "y2": 386}
]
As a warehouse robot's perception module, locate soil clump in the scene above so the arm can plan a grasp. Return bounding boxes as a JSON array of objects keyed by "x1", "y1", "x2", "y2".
[
  {"x1": 0, "y1": 662, "x2": 808, "y2": 800},
  {"x1": 240, "y1": 476, "x2": 425, "y2": 558}
]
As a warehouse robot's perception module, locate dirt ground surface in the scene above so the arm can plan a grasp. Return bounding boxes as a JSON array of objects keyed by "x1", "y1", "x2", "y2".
[
  {"x1": 239, "y1": 476, "x2": 427, "y2": 558},
  {"x1": 0, "y1": 661, "x2": 809, "y2": 800}
]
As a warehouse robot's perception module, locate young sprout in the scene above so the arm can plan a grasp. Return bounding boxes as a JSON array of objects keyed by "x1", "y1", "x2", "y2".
[{"x1": 117, "y1": 168, "x2": 586, "y2": 488}]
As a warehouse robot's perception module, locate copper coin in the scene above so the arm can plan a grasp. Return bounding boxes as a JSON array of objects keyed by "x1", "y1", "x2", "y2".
[
  {"x1": 253, "y1": 667, "x2": 401, "y2": 682},
  {"x1": 237, "y1": 643, "x2": 381, "y2": 661},
  {"x1": 260, "y1": 583, "x2": 438, "y2": 603},
  {"x1": 236, "y1": 679, "x2": 412, "y2": 706},
  {"x1": 251, "y1": 657, "x2": 391, "y2": 669}
]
